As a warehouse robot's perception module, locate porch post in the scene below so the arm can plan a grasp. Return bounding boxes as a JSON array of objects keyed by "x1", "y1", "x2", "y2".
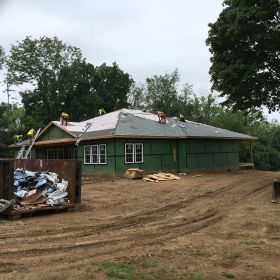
[{"x1": 250, "y1": 141, "x2": 253, "y2": 163}]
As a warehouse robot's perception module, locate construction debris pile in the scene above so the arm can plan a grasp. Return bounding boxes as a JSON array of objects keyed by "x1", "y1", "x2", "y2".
[
  {"x1": 13, "y1": 168, "x2": 69, "y2": 210},
  {"x1": 143, "y1": 172, "x2": 180, "y2": 182}
]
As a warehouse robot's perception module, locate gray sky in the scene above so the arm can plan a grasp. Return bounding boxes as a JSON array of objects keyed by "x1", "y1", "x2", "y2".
[{"x1": 0, "y1": 0, "x2": 225, "y2": 100}]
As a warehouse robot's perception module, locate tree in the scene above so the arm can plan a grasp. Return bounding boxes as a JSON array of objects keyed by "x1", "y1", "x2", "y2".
[
  {"x1": 7, "y1": 36, "x2": 83, "y2": 85},
  {"x1": 145, "y1": 69, "x2": 180, "y2": 116},
  {"x1": 93, "y1": 62, "x2": 133, "y2": 112},
  {"x1": 206, "y1": 0, "x2": 280, "y2": 112},
  {"x1": 128, "y1": 82, "x2": 146, "y2": 110},
  {"x1": 0, "y1": 46, "x2": 5, "y2": 70},
  {"x1": 6, "y1": 36, "x2": 84, "y2": 126}
]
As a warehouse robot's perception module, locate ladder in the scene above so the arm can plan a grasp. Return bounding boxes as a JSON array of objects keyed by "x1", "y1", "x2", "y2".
[
  {"x1": 16, "y1": 145, "x2": 26, "y2": 159},
  {"x1": 75, "y1": 123, "x2": 92, "y2": 146},
  {"x1": 22, "y1": 128, "x2": 41, "y2": 159}
]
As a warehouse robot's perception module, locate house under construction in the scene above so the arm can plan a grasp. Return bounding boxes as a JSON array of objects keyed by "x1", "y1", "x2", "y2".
[{"x1": 11, "y1": 109, "x2": 255, "y2": 174}]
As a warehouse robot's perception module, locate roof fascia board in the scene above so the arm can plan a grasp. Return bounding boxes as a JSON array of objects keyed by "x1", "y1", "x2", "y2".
[{"x1": 76, "y1": 135, "x2": 256, "y2": 141}]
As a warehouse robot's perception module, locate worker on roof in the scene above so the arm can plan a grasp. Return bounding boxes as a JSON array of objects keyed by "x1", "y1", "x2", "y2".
[
  {"x1": 27, "y1": 128, "x2": 35, "y2": 145},
  {"x1": 61, "y1": 112, "x2": 69, "y2": 126},
  {"x1": 179, "y1": 114, "x2": 185, "y2": 122},
  {"x1": 158, "y1": 111, "x2": 166, "y2": 124},
  {"x1": 98, "y1": 108, "x2": 106, "y2": 116},
  {"x1": 13, "y1": 134, "x2": 22, "y2": 144}
]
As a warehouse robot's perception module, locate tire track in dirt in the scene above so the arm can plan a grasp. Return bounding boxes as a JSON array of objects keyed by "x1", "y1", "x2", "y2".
[
  {"x1": 0, "y1": 173, "x2": 274, "y2": 271},
  {"x1": 0, "y1": 175, "x2": 270, "y2": 252}
]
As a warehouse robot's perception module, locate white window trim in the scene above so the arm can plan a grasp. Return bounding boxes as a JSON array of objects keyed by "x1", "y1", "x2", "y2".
[
  {"x1": 84, "y1": 145, "x2": 91, "y2": 164},
  {"x1": 84, "y1": 144, "x2": 107, "y2": 165},
  {"x1": 135, "y1": 143, "x2": 144, "y2": 163},
  {"x1": 99, "y1": 144, "x2": 107, "y2": 165},
  {"x1": 125, "y1": 143, "x2": 134, "y2": 163},
  {"x1": 125, "y1": 143, "x2": 144, "y2": 164},
  {"x1": 91, "y1": 145, "x2": 99, "y2": 165}
]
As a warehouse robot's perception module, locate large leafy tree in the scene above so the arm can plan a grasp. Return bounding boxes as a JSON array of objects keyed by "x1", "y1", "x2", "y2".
[
  {"x1": 206, "y1": 0, "x2": 280, "y2": 112},
  {"x1": 6, "y1": 36, "x2": 84, "y2": 126},
  {"x1": 7, "y1": 36, "x2": 83, "y2": 85},
  {"x1": 93, "y1": 62, "x2": 133, "y2": 113},
  {"x1": 145, "y1": 69, "x2": 180, "y2": 116},
  {"x1": 7, "y1": 37, "x2": 132, "y2": 125}
]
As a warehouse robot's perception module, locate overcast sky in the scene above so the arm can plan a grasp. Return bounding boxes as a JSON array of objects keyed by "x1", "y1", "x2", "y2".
[{"x1": 0, "y1": 0, "x2": 225, "y2": 99}]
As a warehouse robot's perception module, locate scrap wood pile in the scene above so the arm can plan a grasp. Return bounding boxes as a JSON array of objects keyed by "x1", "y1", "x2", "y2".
[
  {"x1": 12, "y1": 168, "x2": 70, "y2": 211},
  {"x1": 143, "y1": 172, "x2": 180, "y2": 182}
]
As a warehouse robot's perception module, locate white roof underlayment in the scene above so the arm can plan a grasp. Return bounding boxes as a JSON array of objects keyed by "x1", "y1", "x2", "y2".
[
  {"x1": 50, "y1": 108, "x2": 254, "y2": 140},
  {"x1": 53, "y1": 109, "x2": 167, "y2": 133}
]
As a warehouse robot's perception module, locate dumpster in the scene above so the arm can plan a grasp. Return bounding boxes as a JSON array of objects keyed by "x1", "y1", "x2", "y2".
[{"x1": 0, "y1": 159, "x2": 81, "y2": 219}]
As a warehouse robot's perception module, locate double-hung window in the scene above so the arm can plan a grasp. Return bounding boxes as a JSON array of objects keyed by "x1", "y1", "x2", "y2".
[
  {"x1": 125, "y1": 143, "x2": 143, "y2": 163},
  {"x1": 84, "y1": 144, "x2": 107, "y2": 164},
  {"x1": 47, "y1": 149, "x2": 56, "y2": 159},
  {"x1": 57, "y1": 148, "x2": 64, "y2": 159}
]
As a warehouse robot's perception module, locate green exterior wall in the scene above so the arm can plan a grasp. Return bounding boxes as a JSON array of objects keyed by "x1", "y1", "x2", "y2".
[
  {"x1": 182, "y1": 140, "x2": 239, "y2": 170},
  {"x1": 16, "y1": 137, "x2": 241, "y2": 174},
  {"x1": 76, "y1": 139, "x2": 178, "y2": 175}
]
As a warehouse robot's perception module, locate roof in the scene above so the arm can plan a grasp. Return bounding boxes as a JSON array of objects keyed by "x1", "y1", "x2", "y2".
[{"x1": 12, "y1": 109, "x2": 255, "y2": 148}]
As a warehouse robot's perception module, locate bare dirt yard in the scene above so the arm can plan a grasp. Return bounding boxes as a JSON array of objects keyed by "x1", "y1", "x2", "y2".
[{"x1": 1, "y1": 170, "x2": 280, "y2": 280}]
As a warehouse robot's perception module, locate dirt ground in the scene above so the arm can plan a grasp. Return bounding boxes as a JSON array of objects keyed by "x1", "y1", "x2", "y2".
[{"x1": 1, "y1": 170, "x2": 280, "y2": 280}]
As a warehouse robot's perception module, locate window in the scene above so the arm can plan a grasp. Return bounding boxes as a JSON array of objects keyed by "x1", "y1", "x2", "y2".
[
  {"x1": 125, "y1": 143, "x2": 143, "y2": 163},
  {"x1": 57, "y1": 148, "x2": 64, "y2": 159},
  {"x1": 83, "y1": 144, "x2": 107, "y2": 164},
  {"x1": 125, "y1": 143, "x2": 134, "y2": 163},
  {"x1": 99, "y1": 144, "x2": 107, "y2": 164},
  {"x1": 135, "y1": 143, "x2": 143, "y2": 163},
  {"x1": 91, "y1": 145, "x2": 98, "y2": 164},
  {"x1": 84, "y1": 145, "x2": 91, "y2": 164},
  {"x1": 47, "y1": 149, "x2": 56, "y2": 159},
  {"x1": 68, "y1": 148, "x2": 75, "y2": 159}
]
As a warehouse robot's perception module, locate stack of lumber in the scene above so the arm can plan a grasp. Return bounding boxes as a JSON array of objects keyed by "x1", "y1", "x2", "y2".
[
  {"x1": 124, "y1": 168, "x2": 144, "y2": 179},
  {"x1": 143, "y1": 172, "x2": 180, "y2": 182}
]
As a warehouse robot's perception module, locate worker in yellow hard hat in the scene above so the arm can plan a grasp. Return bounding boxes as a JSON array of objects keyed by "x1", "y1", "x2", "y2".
[
  {"x1": 179, "y1": 114, "x2": 185, "y2": 122},
  {"x1": 13, "y1": 134, "x2": 23, "y2": 144},
  {"x1": 98, "y1": 108, "x2": 106, "y2": 116},
  {"x1": 61, "y1": 112, "x2": 69, "y2": 126},
  {"x1": 27, "y1": 129, "x2": 35, "y2": 145}
]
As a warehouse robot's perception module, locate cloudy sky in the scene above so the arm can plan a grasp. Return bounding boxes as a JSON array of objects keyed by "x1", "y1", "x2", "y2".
[{"x1": 0, "y1": 0, "x2": 226, "y2": 101}]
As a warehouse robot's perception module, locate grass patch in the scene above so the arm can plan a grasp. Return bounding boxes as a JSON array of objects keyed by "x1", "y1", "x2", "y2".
[
  {"x1": 222, "y1": 271, "x2": 236, "y2": 278},
  {"x1": 101, "y1": 261, "x2": 135, "y2": 279},
  {"x1": 140, "y1": 258, "x2": 158, "y2": 269},
  {"x1": 177, "y1": 275, "x2": 204, "y2": 280},
  {"x1": 100, "y1": 259, "x2": 203, "y2": 280},
  {"x1": 222, "y1": 251, "x2": 243, "y2": 261},
  {"x1": 244, "y1": 239, "x2": 263, "y2": 245}
]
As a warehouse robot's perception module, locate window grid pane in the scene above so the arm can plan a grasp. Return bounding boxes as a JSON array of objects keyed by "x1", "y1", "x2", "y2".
[
  {"x1": 47, "y1": 149, "x2": 56, "y2": 160},
  {"x1": 125, "y1": 144, "x2": 134, "y2": 163},
  {"x1": 99, "y1": 144, "x2": 107, "y2": 164},
  {"x1": 57, "y1": 148, "x2": 64, "y2": 159},
  {"x1": 92, "y1": 145, "x2": 98, "y2": 164},
  {"x1": 84, "y1": 146, "x2": 91, "y2": 164},
  {"x1": 68, "y1": 148, "x2": 75, "y2": 159},
  {"x1": 135, "y1": 144, "x2": 143, "y2": 163}
]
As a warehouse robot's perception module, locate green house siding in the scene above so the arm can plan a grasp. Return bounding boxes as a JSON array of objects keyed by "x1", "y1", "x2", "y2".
[
  {"x1": 15, "y1": 138, "x2": 241, "y2": 174},
  {"x1": 77, "y1": 139, "x2": 178, "y2": 175},
  {"x1": 38, "y1": 125, "x2": 73, "y2": 141},
  {"x1": 186, "y1": 140, "x2": 239, "y2": 170}
]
